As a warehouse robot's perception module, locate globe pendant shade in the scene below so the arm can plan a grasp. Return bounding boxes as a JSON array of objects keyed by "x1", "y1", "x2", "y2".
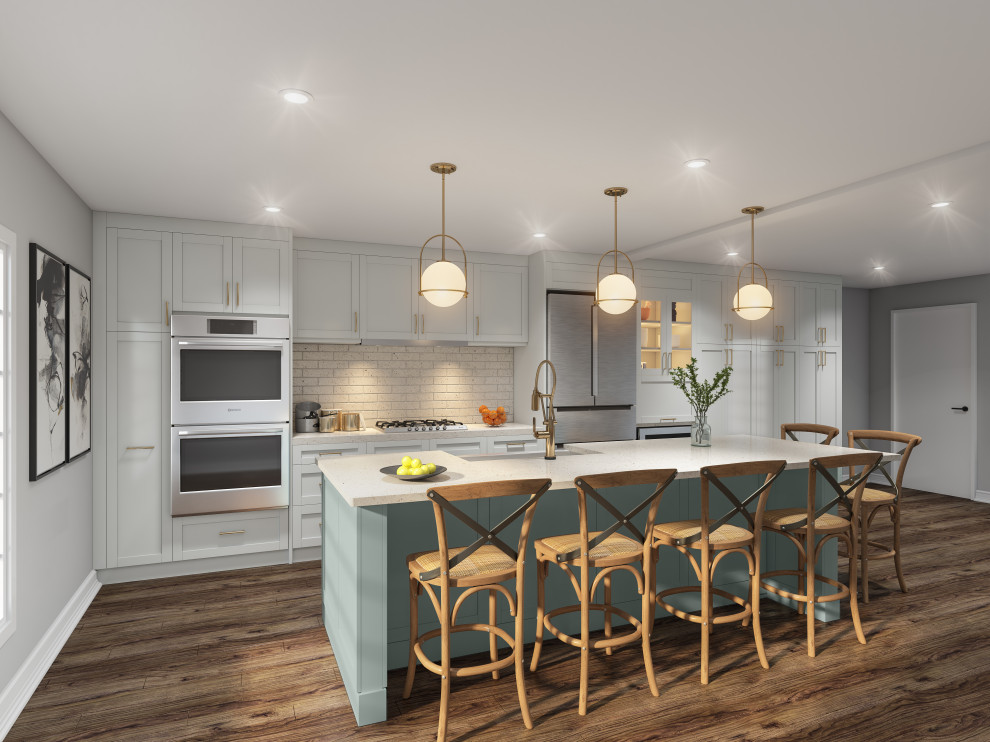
[
  {"x1": 597, "y1": 272, "x2": 637, "y2": 315},
  {"x1": 732, "y1": 282, "x2": 773, "y2": 320},
  {"x1": 421, "y1": 260, "x2": 466, "y2": 307}
]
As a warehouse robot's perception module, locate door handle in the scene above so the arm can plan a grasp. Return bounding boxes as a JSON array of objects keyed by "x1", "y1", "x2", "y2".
[
  {"x1": 219, "y1": 530, "x2": 246, "y2": 536},
  {"x1": 951, "y1": 406, "x2": 969, "y2": 412}
]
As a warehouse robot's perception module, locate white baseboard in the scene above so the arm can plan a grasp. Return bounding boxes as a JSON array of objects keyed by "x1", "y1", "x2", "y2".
[
  {"x1": 0, "y1": 570, "x2": 100, "y2": 739},
  {"x1": 975, "y1": 490, "x2": 990, "y2": 504}
]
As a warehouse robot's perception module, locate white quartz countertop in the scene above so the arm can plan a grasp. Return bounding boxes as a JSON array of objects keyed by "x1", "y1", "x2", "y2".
[
  {"x1": 293, "y1": 422, "x2": 532, "y2": 445},
  {"x1": 319, "y1": 435, "x2": 898, "y2": 508}
]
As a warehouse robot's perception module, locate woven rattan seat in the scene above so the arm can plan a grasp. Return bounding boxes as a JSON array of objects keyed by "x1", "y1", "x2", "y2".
[
  {"x1": 409, "y1": 545, "x2": 516, "y2": 584},
  {"x1": 763, "y1": 508, "x2": 850, "y2": 531},
  {"x1": 861, "y1": 487, "x2": 897, "y2": 503},
  {"x1": 534, "y1": 531, "x2": 641, "y2": 561},
  {"x1": 652, "y1": 520, "x2": 753, "y2": 547}
]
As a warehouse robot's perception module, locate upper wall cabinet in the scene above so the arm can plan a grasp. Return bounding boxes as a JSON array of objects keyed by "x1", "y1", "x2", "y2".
[
  {"x1": 359, "y1": 255, "x2": 420, "y2": 340},
  {"x1": 471, "y1": 263, "x2": 527, "y2": 344},
  {"x1": 797, "y1": 283, "x2": 842, "y2": 347},
  {"x1": 107, "y1": 228, "x2": 173, "y2": 332},
  {"x1": 172, "y1": 233, "x2": 290, "y2": 315},
  {"x1": 295, "y1": 251, "x2": 360, "y2": 343}
]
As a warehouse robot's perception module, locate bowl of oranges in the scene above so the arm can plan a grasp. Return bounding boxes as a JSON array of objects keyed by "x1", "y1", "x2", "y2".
[{"x1": 480, "y1": 405, "x2": 507, "y2": 427}]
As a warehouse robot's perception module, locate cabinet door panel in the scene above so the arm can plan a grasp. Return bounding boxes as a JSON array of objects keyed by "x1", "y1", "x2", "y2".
[
  {"x1": 235, "y1": 238, "x2": 290, "y2": 315},
  {"x1": 797, "y1": 350, "x2": 820, "y2": 425},
  {"x1": 472, "y1": 264, "x2": 527, "y2": 344},
  {"x1": 696, "y1": 346, "x2": 729, "y2": 433},
  {"x1": 173, "y1": 234, "x2": 232, "y2": 312},
  {"x1": 772, "y1": 281, "x2": 799, "y2": 345},
  {"x1": 295, "y1": 251, "x2": 360, "y2": 342},
  {"x1": 724, "y1": 278, "x2": 752, "y2": 343},
  {"x1": 108, "y1": 228, "x2": 171, "y2": 332},
  {"x1": 360, "y1": 256, "x2": 418, "y2": 340},
  {"x1": 775, "y1": 349, "x2": 800, "y2": 433},
  {"x1": 108, "y1": 333, "x2": 169, "y2": 567},
  {"x1": 755, "y1": 349, "x2": 776, "y2": 438},
  {"x1": 797, "y1": 284, "x2": 820, "y2": 346},
  {"x1": 723, "y1": 346, "x2": 753, "y2": 435},
  {"x1": 818, "y1": 285, "x2": 841, "y2": 346},
  {"x1": 420, "y1": 297, "x2": 470, "y2": 340},
  {"x1": 818, "y1": 350, "x2": 840, "y2": 429},
  {"x1": 694, "y1": 278, "x2": 726, "y2": 345}
]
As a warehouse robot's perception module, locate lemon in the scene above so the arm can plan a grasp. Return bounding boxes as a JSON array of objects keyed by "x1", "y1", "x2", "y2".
[
  {"x1": 411, "y1": 458, "x2": 422, "y2": 469},
  {"x1": 397, "y1": 466, "x2": 410, "y2": 475},
  {"x1": 401, "y1": 456, "x2": 413, "y2": 467},
  {"x1": 426, "y1": 463, "x2": 437, "y2": 473}
]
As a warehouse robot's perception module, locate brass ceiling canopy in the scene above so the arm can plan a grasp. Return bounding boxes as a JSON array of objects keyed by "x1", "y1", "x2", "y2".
[{"x1": 430, "y1": 162, "x2": 456, "y2": 176}]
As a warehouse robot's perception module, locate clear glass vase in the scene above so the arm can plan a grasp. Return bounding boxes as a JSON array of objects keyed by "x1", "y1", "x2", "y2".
[{"x1": 691, "y1": 412, "x2": 712, "y2": 447}]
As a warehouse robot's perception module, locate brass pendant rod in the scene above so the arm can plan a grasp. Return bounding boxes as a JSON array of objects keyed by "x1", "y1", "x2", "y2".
[
  {"x1": 613, "y1": 192, "x2": 619, "y2": 274},
  {"x1": 750, "y1": 209, "x2": 755, "y2": 284},
  {"x1": 440, "y1": 170, "x2": 446, "y2": 262}
]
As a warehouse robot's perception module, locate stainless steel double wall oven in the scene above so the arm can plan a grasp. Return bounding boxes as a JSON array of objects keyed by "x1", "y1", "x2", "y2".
[{"x1": 170, "y1": 314, "x2": 291, "y2": 516}]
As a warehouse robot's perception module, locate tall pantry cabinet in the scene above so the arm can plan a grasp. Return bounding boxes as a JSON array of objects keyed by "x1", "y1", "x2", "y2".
[{"x1": 93, "y1": 214, "x2": 291, "y2": 573}]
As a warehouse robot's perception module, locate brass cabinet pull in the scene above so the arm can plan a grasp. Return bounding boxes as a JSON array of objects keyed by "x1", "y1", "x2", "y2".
[
  {"x1": 730, "y1": 323, "x2": 734, "y2": 341},
  {"x1": 731, "y1": 348, "x2": 734, "y2": 366},
  {"x1": 354, "y1": 311, "x2": 358, "y2": 333},
  {"x1": 822, "y1": 351, "x2": 827, "y2": 367},
  {"x1": 236, "y1": 282, "x2": 240, "y2": 306},
  {"x1": 661, "y1": 416, "x2": 677, "y2": 421},
  {"x1": 724, "y1": 323, "x2": 728, "y2": 341},
  {"x1": 421, "y1": 314, "x2": 425, "y2": 334},
  {"x1": 318, "y1": 522, "x2": 323, "y2": 529},
  {"x1": 504, "y1": 441, "x2": 529, "y2": 447},
  {"x1": 126, "y1": 445, "x2": 155, "y2": 450},
  {"x1": 476, "y1": 316, "x2": 480, "y2": 336},
  {"x1": 318, "y1": 451, "x2": 343, "y2": 457},
  {"x1": 219, "y1": 530, "x2": 246, "y2": 536},
  {"x1": 413, "y1": 312, "x2": 417, "y2": 334},
  {"x1": 226, "y1": 282, "x2": 230, "y2": 306},
  {"x1": 165, "y1": 300, "x2": 170, "y2": 327},
  {"x1": 823, "y1": 327, "x2": 827, "y2": 344}
]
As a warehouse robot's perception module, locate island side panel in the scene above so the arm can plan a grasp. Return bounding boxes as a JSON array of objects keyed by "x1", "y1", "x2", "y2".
[{"x1": 322, "y1": 475, "x2": 388, "y2": 726}]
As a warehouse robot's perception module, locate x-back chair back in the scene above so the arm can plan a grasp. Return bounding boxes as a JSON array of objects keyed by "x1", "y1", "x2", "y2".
[{"x1": 781, "y1": 423, "x2": 839, "y2": 446}]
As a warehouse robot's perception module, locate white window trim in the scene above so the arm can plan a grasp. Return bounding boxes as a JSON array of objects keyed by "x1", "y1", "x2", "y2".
[{"x1": 0, "y1": 223, "x2": 16, "y2": 649}]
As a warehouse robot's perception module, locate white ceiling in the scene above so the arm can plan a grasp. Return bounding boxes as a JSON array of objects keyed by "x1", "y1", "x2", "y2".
[{"x1": 1, "y1": 0, "x2": 988, "y2": 288}]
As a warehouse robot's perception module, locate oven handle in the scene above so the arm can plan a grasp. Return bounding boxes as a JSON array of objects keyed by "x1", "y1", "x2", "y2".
[
  {"x1": 176, "y1": 428, "x2": 286, "y2": 438},
  {"x1": 174, "y1": 338, "x2": 287, "y2": 350}
]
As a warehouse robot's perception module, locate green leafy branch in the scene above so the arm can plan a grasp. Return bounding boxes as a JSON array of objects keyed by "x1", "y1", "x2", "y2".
[{"x1": 669, "y1": 357, "x2": 732, "y2": 415}]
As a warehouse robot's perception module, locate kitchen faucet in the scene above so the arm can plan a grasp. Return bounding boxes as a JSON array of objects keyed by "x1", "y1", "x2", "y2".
[{"x1": 532, "y1": 359, "x2": 557, "y2": 460}]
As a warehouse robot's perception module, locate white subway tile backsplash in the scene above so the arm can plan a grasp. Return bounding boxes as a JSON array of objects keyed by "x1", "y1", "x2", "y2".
[{"x1": 292, "y1": 343, "x2": 514, "y2": 424}]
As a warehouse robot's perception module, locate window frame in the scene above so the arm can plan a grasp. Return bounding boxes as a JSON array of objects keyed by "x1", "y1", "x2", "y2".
[{"x1": 0, "y1": 222, "x2": 16, "y2": 649}]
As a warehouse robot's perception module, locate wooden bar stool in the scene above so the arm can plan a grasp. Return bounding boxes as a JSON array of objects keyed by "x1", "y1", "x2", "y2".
[
  {"x1": 530, "y1": 469, "x2": 677, "y2": 713},
  {"x1": 781, "y1": 422, "x2": 839, "y2": 445},
  {"x1": 651, "y1": 460, "x2": 786, "y2": 684},
  {"x1": 403, "y1": 477, "x2": 552, "y2": 742},
  {"x1": 760, "y1": 451, "x2": 882, "y2": 656},
  {"x1": 846, "y1": 430, "x2": 923, "y2": 602}
]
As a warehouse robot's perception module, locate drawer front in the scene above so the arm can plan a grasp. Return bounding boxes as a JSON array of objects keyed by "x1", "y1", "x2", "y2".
[
  {"x1": 173, "y1": 510, "x2": 288, "y2": 561},
  {"x1": 292, "y1": 505, "x2": 323, "y2": 549},
  {"x1": 490, "y1": 435, "x2": 544, "y2": 456},
  {"x1": 294, "y1": 466, "x2": 323, "y2": 507},
  {"x1": 366, "y1": 438, "x2": 429, "y2": 455},
  {"x1": 294, "y1": 442, "x2": 366, "y2": 466},
  {"x1": 431, "y1": 437, "x2": 487, "y2": 455}
]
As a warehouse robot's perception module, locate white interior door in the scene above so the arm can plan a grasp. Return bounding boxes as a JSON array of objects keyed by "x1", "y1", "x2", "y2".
[{"x1": 891, "y1": 304, "x2": 976, "y2": 498}]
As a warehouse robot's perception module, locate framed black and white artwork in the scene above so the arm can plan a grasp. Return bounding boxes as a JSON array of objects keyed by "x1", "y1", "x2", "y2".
[
  {"x1": 67, "y1": 265, "x2": 92, "y2": 461},
  {"x1": 29, "y1": 242, "x2": 68, "y2": 480}
]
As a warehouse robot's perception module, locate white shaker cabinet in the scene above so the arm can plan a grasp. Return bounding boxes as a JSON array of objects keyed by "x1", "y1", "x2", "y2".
[
  {"x1": 798, "y1": 348, "x2": 841, "y2": 430},
  {"x1": 696, "y1": 345, "x2": 755, "y2": 436},
  {"x1": 471, "y1": 263, "x2": 528, "y2": 344},
  {"x1": 759, "y1": 280, "x2": 799, "y2": 346},
  {"x1": 172, "y1": 233, "x2": 232, "y2": 313},
  {"x1": 106, "y1": 333, "x2": 170, "y2": 568},
  {"x1": 797, "y1": 283, "x2": 842, "y2": 347},
  {"x1": 107, "y1": 228, "x2": 172, "y2": 332},
  {"x1": 359, "y1": 255, "x2": 419, "y2": 340},
  {"x1": 233, "y1": 237, "x2": 291, "y2": 315},
  {"x1": 294, "y1": 251, "x2": 360, "y2": 343},
  {"x1": 420, "y1": 287, "x2": 471, "y2": 341},
  {"x1": 756, "y1": 347, "x2": 801, "y2": 438}
]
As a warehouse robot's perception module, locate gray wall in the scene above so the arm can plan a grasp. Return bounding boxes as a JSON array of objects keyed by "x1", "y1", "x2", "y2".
[
  {"x1": 869, "y1": 274, "x2": 990, "y2": 491},
  {"x1": 0, "y1": 111, "x2": 93, "y2": 694},
  {"x1": 841, "y1": 288, "x2": 870, "y2": 438}
]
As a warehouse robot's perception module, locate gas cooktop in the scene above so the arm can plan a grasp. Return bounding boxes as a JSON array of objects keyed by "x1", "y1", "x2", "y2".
[{"x1": 376, "y1": 418, "x2": 467, "y2": 432}]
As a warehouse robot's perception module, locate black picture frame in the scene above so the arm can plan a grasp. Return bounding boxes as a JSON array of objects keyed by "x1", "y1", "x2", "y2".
[
  {"x1": 29, "y1": 242, "x2": 68, "y2": 480},
  {"x1": 66, "y1": 264, "x2": 92, "y2": 461}
]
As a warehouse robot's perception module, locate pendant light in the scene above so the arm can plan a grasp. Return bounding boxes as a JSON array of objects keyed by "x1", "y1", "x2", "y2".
[
  {"x1": 732, "y1": 206, "x2": 773, "y2": 321},
  {"x1": 594, "y1": 187, "x2": 637, "y2": 315},
  {"x1": 418, "y1": 162, "x2": 468, "y2": 307}
]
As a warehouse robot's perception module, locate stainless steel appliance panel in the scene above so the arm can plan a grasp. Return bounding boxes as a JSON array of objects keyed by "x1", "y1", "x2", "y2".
[
  {"x1": 593, "y1": 302, "x2": 637, "y2": 406},
  {"x1": 555, "y1": 407, "x2": 636, "y2": 444},
  {"x1": 170, "y1": 314, "x2": 290, "y2": 340},
  {"x1": 171, "y1": 423, "x2": 289, "y2": 516},
  {"x1": 547, "y1": 292, "x2": 595, "y2": 407},
  {"x1": 637, "y1": 424, "x2": 692, "y2": 440}
]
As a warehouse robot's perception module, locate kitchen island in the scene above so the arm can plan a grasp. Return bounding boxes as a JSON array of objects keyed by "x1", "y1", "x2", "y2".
[{"x1": 319, "y1": 435, "x2": 896, "y2": 725}]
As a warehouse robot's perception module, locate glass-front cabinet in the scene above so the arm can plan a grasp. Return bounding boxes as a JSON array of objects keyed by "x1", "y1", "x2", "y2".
[{"x1": 640, "y1": 297, "x2": 693, "y2": 381}]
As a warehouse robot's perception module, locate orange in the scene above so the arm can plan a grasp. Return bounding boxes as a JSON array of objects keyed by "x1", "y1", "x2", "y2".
[{"x1": 496, "y1": 406, "x2": 505, "y2": 414}]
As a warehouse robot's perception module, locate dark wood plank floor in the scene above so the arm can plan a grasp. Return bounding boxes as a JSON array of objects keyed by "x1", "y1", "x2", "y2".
[{"x1": 9, "y1": 488, "x2": 990, "y2": 741}]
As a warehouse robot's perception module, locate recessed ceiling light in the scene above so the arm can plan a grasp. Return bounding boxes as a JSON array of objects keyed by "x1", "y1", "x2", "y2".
[
  {"x1": 279, "y1": 89, "x2": 313, "y2": 105},
  {"x1": 532, "y1": 232, "x2": 547, "y2": 238},
  {"x1": 930, "y1": 201, "x2": 951, "y2": 208},
  {"x1": 726, "y1": 251, "x2": 739, "y2": 257},
  {"x1": 874, "y1": 265, "x2": 885, "y2": 271},
  {"x1": 684, "y1": 158, "x2": 710, "y2": 169},
  {"x1": 264, "y1": 205, "x2": 282, "y2": 213}
]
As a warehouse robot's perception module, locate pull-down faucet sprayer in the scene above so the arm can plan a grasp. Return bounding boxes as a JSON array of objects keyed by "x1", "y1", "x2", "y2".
[{"x1": 532, "y1": 360, "x2": 557, "y2": 460}]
